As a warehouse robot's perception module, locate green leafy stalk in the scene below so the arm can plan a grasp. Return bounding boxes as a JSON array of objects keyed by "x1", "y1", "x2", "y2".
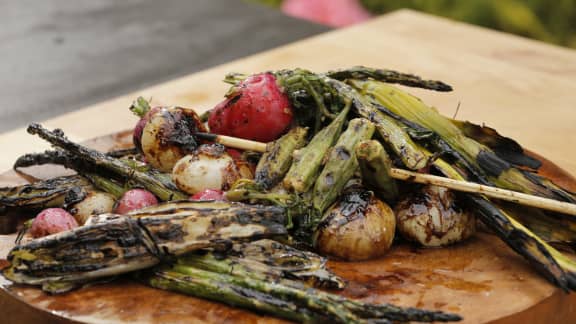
[
  {"x1": 430, "y1": 158, "x2": 573, "y2": 291},
  {"x1": 129, "y1": 96, "x2": 152, "y2": 118},
  {"x1": 4, "y1": 201, "x2": 288, "y2": 286}
]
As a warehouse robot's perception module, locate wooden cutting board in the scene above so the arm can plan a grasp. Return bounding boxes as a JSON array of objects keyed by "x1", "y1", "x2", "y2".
[
  {"x1": 1, "y1": 9, "x2": 576, "y2": 323},
  {"x1": 0, "y1": 132, "x2": 575, "y2": 324}
]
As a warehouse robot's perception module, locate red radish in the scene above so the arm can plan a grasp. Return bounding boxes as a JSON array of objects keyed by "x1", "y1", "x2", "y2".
[
  {"x1": 208, "y1": 72, "x2": 293, "y2": 142},
  {"x1": 190, "y1": 189, "x2": 225, "y2": 201},
  {"x1": 226, "y1": 148, "x2": 243, "y2": 161},
  {"x1": 29, "y1": 208, "x2": 78, "y2": 238},
  {"x1": 133, "y1": 106, "x2": 162, "y2": 153},
  {"x1": 115, "y1": 189, "x2": 158, "y2": 214}
]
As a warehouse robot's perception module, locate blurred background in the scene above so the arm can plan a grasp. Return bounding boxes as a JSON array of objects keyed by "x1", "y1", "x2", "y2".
[
  {"x1": 2, "y1": 0, "x2": 575, "y2": 134},
  {"x1": 251, "y1": 0, "x2": 576, "y2": 49}
]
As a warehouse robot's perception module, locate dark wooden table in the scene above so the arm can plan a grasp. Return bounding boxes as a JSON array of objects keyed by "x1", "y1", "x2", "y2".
[{"x1": 0, "y1": 0, "x2": 328, "y2": 133}]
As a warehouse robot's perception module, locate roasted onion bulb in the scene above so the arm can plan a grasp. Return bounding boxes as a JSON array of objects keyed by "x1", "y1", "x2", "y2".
[
  {"x1": 395, "y1": 185, "x2": 476, "y2": 247},
  {"x1": 139, "y1": 106, "x2": 206, "y2": 172},
  {"x1": 314, "y1": 190, "x2": 396, "y2": 261},
  {"x1": 172, "y1": 144, "x2": 252, "y2": 195},
  {"x1": 69, "y1": 191, "x2": 116, "y2": 225}
]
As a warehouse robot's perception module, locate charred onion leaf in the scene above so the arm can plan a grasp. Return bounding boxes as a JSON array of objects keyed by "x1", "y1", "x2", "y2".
[
  {"x1": 3, "y1": 201, "x2": 288, "y2": 286},
  {"x1": 0, "y1": 175, "x2": 91, "y2": 209},
  {"x1": 450, "y1": 119, "x2": 542, "y2": 170}
]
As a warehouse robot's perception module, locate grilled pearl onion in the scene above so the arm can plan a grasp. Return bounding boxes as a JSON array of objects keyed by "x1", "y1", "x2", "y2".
[
  {"x1": 395, "y1": 185, "x2": 476, "y2": 247},
  {"x1": 172, "y1": 144, "x2": 251, "y2": 195},
  {"x1": 69, "y1": 191, "x2": 116, "y2": 225},
  {"x1": 139, "y1": 106, "x2": 206, "y2": 172},
  {"x1": 314, "y1": 190, "x2": 396, "y2": 261}
]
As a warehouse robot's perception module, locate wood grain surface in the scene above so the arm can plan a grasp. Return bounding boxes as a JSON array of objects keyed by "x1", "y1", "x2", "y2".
[{"x1": 1, "y1": 9, "x2": 576, "y2": 323}]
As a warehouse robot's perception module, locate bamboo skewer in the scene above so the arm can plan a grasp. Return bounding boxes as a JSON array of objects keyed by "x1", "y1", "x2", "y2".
[
  {"x1": 194, "y1": 132, "x2": 268, "y2": 152},
  {"x1": 197, "y1": 132, "x2": 576, "y2": 217},
  {"x1": 389, "y1": 168, "x2": 576, "y2": 216}
]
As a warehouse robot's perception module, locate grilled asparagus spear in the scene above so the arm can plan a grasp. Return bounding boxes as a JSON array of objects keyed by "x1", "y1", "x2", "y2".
[
  {"x1": 283, "y1": 103, "x2": 350, "y2": 193},
  {"x1": 26, "y1": 124, "x2": 188, "y2": 201},
  {"x1": 13, "y1": 148, "x2": 138, "y2": 170},
  {"x1": 326, "y1": 66, "x2": 453, "y2": 92},
  {"x1": 144, "y1": 268, "x2": 320, "y2": 323},
  {"x1": 146, "y1": 262, "x2": 461, "y2": 323}
]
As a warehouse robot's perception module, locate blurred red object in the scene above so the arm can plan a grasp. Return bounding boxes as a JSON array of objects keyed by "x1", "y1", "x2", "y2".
[{"x1": 282, "y1": 0, "x2": 372, "y2": 27}]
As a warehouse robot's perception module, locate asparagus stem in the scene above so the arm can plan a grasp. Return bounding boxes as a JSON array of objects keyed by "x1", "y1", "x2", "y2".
[
  {"x1": 171, "y1": 263, "x2": 365, "y2": 323},
  {"x1": 255, "y1": 127, "x2": 308, "y2": 190},
  {"x1": 312, "y1": 118, "x2": 375, "y2": 213},
  {"x1": 13, "y1": 147, "x2": 180, "y2": 201},
  {"x1": 326, "y1": 66, "x2": 453, "y2": 92},
  {"x1": 169, "y1": 262, "x2": 460, "y2": 323},
  {"x1": 26, "y1": 124, "x2": 188, "y2": 201},
  {"x1": 322, "y1": 77, "x2": 428, "y2": 170},
  {"x1": 144, "y1": 268, "x2": 319, "y2": 323},
  {"x1": 355, "y1": 140, "x2": 399, "y2": 202},
  {"x1": 13, "y1": 150, "x2": 76, "y2": 170},
  {"x1": 83, "y1": 173, "x2": 126, "y2": 199},
  {"x1": 283, "y1": 103, "x2": 350, "y2": 193}
]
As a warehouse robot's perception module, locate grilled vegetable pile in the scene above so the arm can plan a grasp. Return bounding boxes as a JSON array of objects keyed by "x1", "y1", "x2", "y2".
[{"x1": 2, "y1": 65, "x2": 576, "y2": 323}]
